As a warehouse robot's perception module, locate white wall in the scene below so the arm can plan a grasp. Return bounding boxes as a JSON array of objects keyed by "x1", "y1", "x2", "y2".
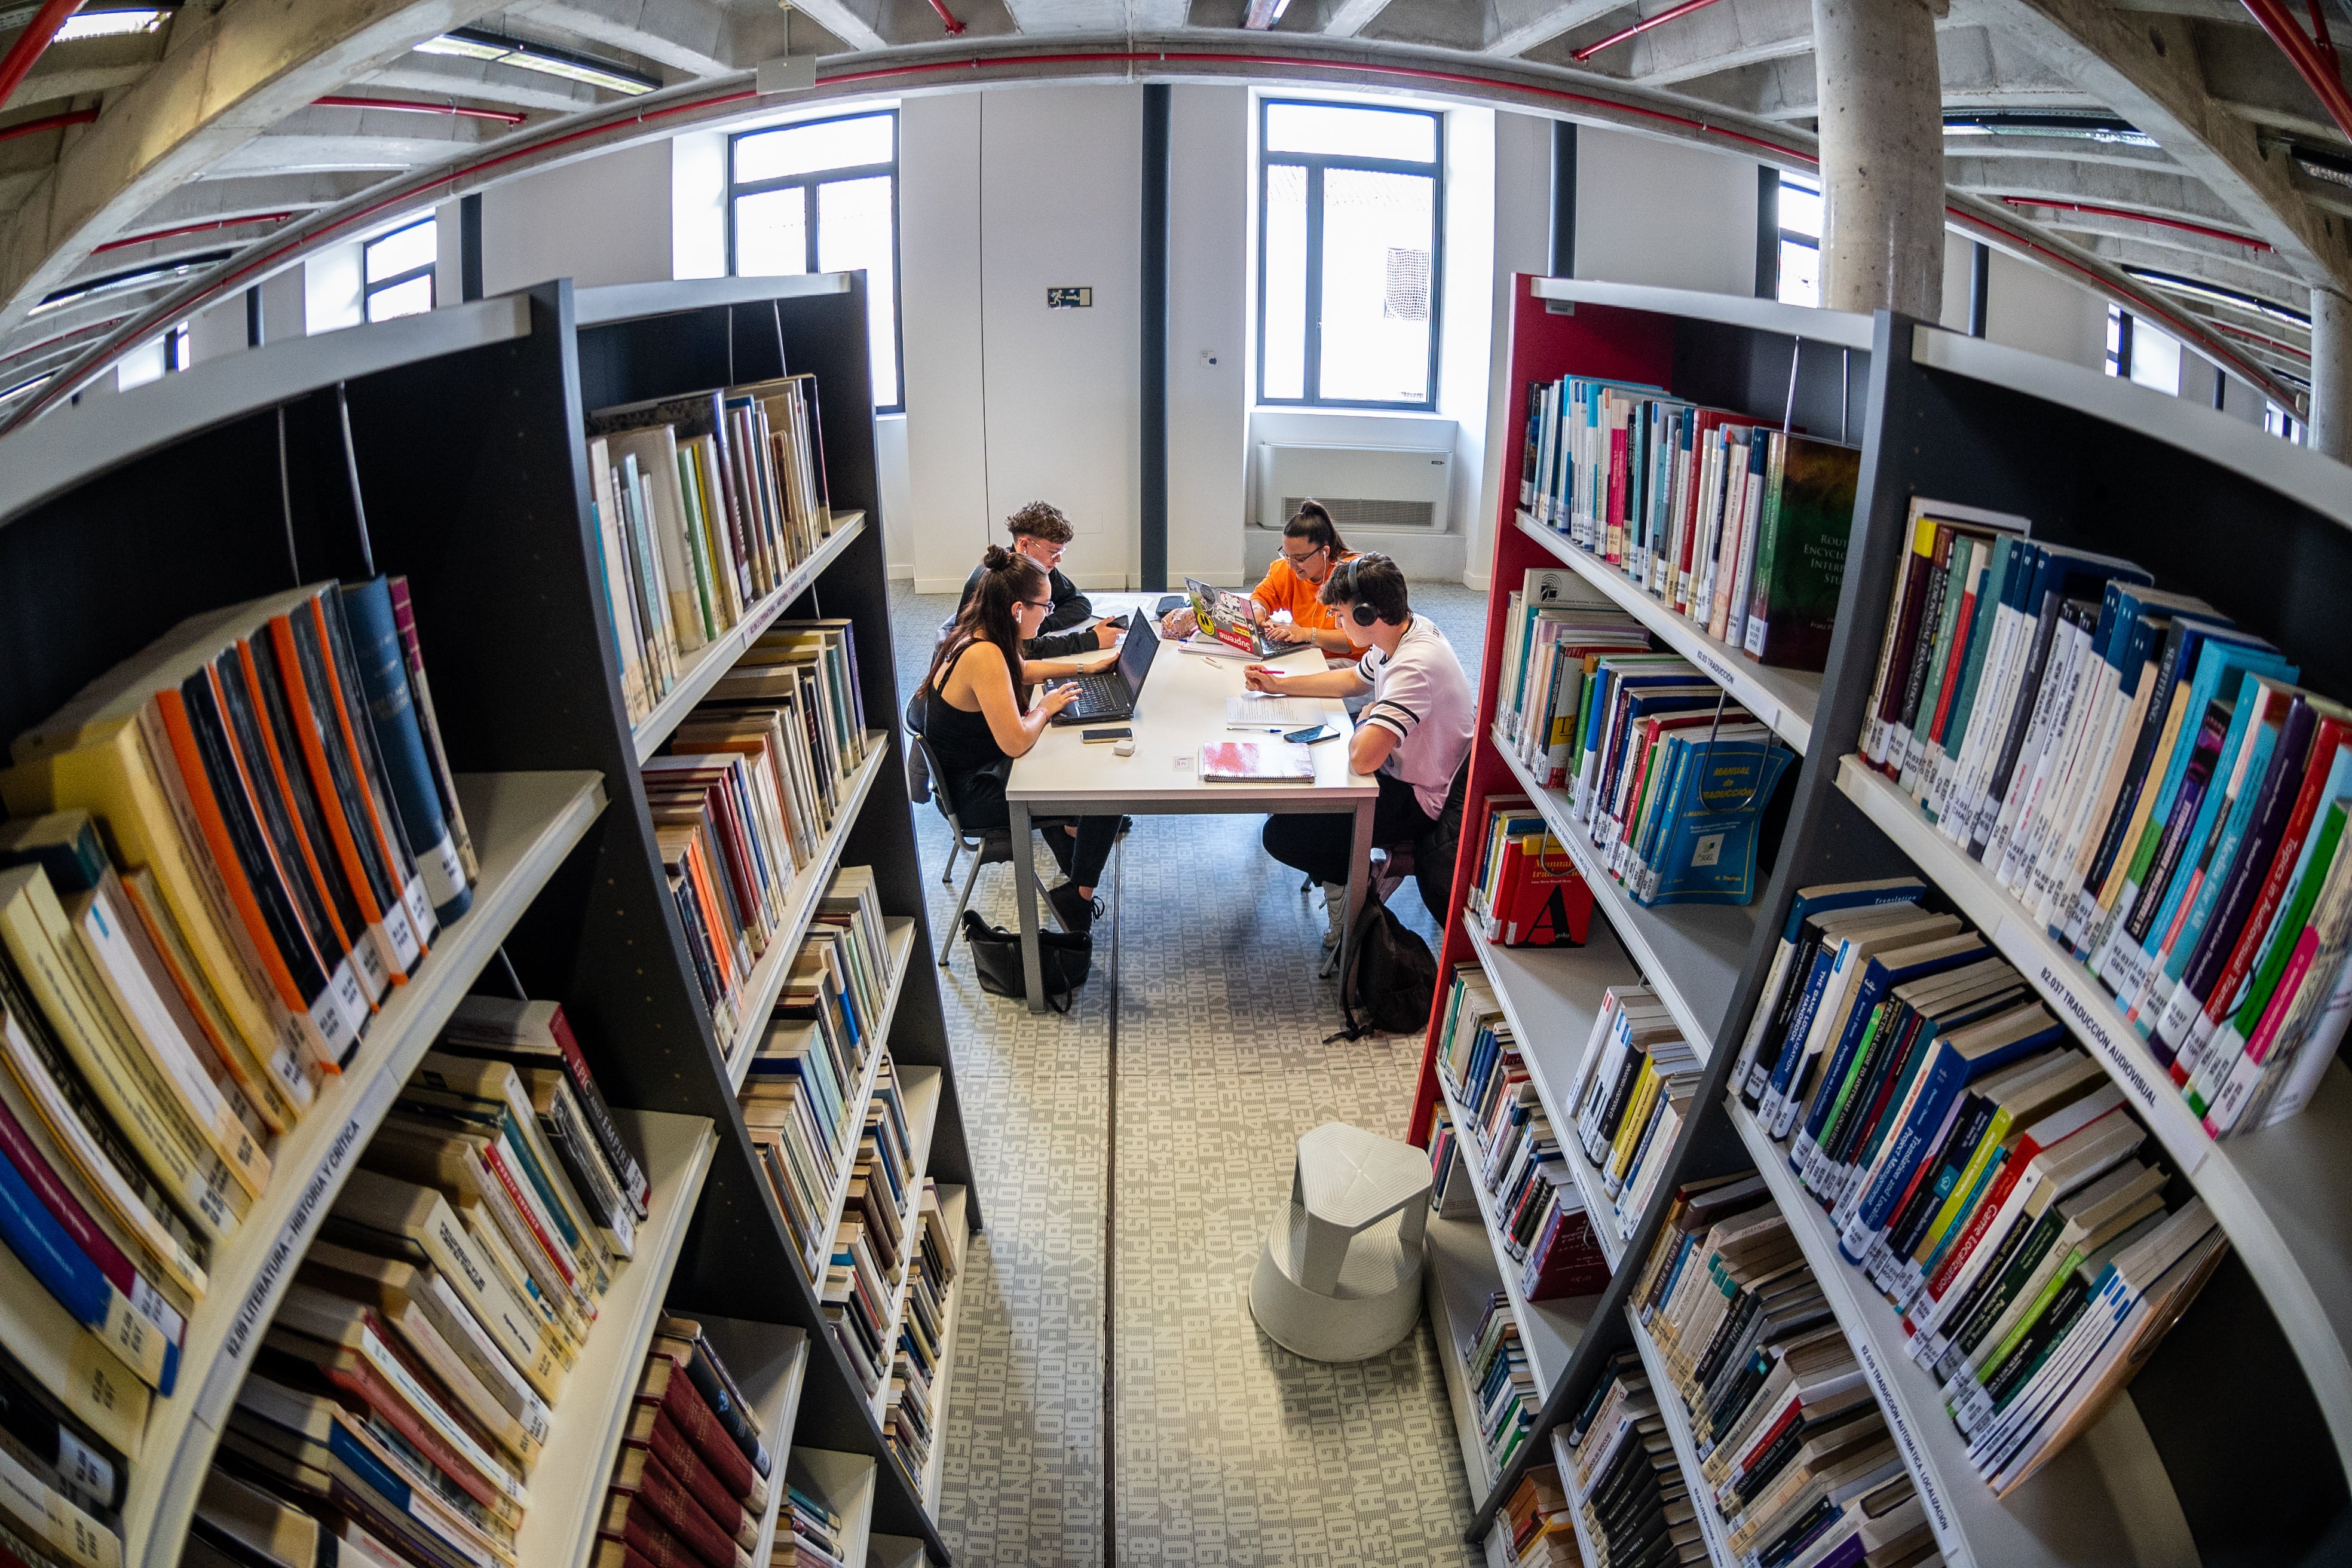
[
  {"x1": 482, "y1": 140, "x2": 673, "y2": 295},
  {"x1": 1468, "y1": 109, "x2": 1552, "y2": 590},
  {"x1": 1982, "y1": 246, "x2": 2106, "y2": 370},
  {"x1": 1574, "y1": 125, "x2": 1757, "y2": 296},
  {"x1": 901, "y1": 91, "x2": 991, "y2": 593},
  {"x1": 1167, "y1": 85, "x2": 1251, "y2": 587}
]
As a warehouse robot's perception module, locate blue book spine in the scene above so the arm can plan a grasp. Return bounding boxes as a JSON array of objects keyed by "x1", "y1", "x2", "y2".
[
  {"x1": 0, "y1": 1139, "x2": 177, "y2": 1395},
  {"x1": 1766, "y1": 946, "x2": 1842, "y2": 1113},
  {"x1": 341, "y1": 578, "x2": 473, "y2": 923},
  {"x1": 1843, "y1": 1043, "x2": 1971, "y2": 1255}
]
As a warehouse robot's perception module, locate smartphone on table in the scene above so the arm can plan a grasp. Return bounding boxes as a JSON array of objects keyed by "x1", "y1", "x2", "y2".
[{"x1": 1284, "y1": 725, "x2": 1339, "y2": 745}]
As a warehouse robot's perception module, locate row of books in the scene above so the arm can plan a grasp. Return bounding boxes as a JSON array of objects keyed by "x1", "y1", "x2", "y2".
[
  {"x1": 1858, "y1": 503, "x2": 2352, "y2": 1136},
  {"x1": 880, "y1": 1181, "x2": 958, "y2": 1487},
  {"x1": 1465, "y1": 797, "x2": 1593, "y2": 950},
  {"x1": 782, "y1": 1469, "x2": 850, "y2": 1568},
  {"x1": 1564, "y1": 984, "x2": 1702, "y2": 1247},
  {"x1": 1631, "y1": 1176, "x2": 1930, "y2": 1568},
  {"x1": 592, "y1": 1319, "x2": 776, "y2": 1568},
  {"x1": 1731, "y1": 880, "x2": 2228, "y2": 1494},
  {"x1": 584, "y1": 375, "x2": 838, "y2": 728},
  {"x1": 1552, "y1": 1350, "x2": 1705, "y2": 1567},
  {"x1": 742, "y1": 868, "x2": 892, "y2": 1282},
  {"x1": 1431, "y1": 969, "x2": 1609, "y2": 1302},
  {"x1": 1493, "y1": 572, "x2": 1653, "y2": 789},
  {"x1": 0, "y1": 580, "x2": 480, "y2": 1517},
  {"x1": 1467, "y1": 1292, "x2": 1538, "y2": 1479},
  {"x1": 191, "y1": 995, "x2": 650, "y2": 1568},
  {"x1": 1494, "y1": 1463, "x2": 1576, "y2": 1567},
  {"x1": 1518, "y1": 377, "x2": 1860, "y2": 672},
  {"x1": 648, "y1": 623, "x2": 871, "y2": 1049},
  {"x1": 822, "y1": 1054, "x2": 917, "y2": 1402}
]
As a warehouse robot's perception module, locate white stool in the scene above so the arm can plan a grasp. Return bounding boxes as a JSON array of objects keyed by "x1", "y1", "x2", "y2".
[{"x1": 1248, "y1": 1122, "x2": 1432, "y2": 1362}]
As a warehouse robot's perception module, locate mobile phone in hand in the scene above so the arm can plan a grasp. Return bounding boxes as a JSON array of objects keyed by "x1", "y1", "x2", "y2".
[{"x1": 1284, "y1": 725, "x2": 1339, "y2": 744}]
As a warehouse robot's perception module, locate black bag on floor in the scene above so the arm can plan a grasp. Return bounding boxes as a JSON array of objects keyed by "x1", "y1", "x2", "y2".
[
  {"x1": 1327, "y1": 894, "x2": 1438, "y2": 1042},
  {"x1": 962, "y1": 910, "x2": 1092, "y2": 1013}
]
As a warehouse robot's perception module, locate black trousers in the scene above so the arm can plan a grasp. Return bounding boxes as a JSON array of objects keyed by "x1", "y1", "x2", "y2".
[
  {"x1": 954, "y1": 769, "x2": 1119, "y2": 888},
  {"x1": 1260, "y1": 770, "x2": 1436, "y2": 890}
]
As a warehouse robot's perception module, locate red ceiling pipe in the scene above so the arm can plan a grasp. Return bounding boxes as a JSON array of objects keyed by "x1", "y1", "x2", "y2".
[
  {"x1": 314, "y1": 96, "x2": 528, "y2": 125},
  {"x1": 1572, "y1": 0, "x2": 1729, "y2": 63},
  {"x1": 0, "y1": 0, "x2": 85, "y2": 109},
  {"x1": 1998, "y1": 196, "x2": 2276, "y2": 252},
  {"x1": 93, "y1": 211, "x2": 295, "y2": 254},
  {"x1": 924, "y1": 0, "x2": 965, "y2": 36},
  {"x1": 2207, "y1": 317, "x2": 2314, "y2": 359},
  {"x1": 0, "y1": 105, "x2": 94, "y2": 142},
  {"x1": 2240, "y1": 0, "x2": 2352, "y2": 143}
]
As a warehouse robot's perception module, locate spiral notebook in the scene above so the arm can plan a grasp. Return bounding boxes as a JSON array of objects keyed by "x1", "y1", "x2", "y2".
[{"x1": 1199, "y1": 741, "x2": 1315, "y2": 782}]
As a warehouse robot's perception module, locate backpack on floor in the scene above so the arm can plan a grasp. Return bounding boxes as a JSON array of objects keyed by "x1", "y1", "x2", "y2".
[
  {"x1": 1326, "y1": 893, "x2": 1437, "y2": 1042},
  {"x1": 962, "y1": 911, "x2": 1092, "y2": 1014}
]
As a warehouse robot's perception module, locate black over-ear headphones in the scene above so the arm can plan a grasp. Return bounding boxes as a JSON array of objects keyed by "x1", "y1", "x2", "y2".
[{"x1": 1342, "y1": 558, "x2": 1377, "y2": 626}]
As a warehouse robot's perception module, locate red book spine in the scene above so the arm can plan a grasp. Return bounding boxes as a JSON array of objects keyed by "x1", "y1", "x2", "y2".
[
  {"x1": 616, "y1": 1505, "x2": 715, "y2": 1568},
  {"x1": 321, "y1": 1356, "x2": 498, "y2": 1512},
  {"x1": 0, "y1": 1084, "x2": 146, "y2": 1312},
  {"x1": 630, "y1": 1451, "x2": 739, "y2": 1568},
  {"x1": 647, "y1": 1361, "x2": 757, "y2": 1499},
  {"x1": 641, "y1": 1408, "x2": 748, "y2": 1527}
]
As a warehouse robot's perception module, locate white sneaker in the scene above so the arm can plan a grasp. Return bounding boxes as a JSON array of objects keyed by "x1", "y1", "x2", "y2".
[{"x1": 1320, "y1": 882, "x2": 1349, "y2": 949}]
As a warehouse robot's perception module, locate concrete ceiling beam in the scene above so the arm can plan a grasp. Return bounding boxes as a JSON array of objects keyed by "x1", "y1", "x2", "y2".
[
  {"x1": 350, "y1": 53, "x2": 610, "y2": 114},
  {"x1": 1619, "y1": 0, "x2": 1817, "y2": 88},
  {"x1": 0, "y1": 0, "x2": 510, "y2": 341},
  {"x1": 1321, "y1": 0, "x2": 1398, "y2": 38},
  {"x1": 507, "y1": 0, "x2": 793, "y2": 75},
  {"x1": 10, "y1": 31, "x2": 165, "y2": 111},
  {"x1": 1475, "y1": 0, "x2": 1628, "y2": 59},
  {"x1": 1947, "y1": 149, "x2": 2261, "y2": 226}
]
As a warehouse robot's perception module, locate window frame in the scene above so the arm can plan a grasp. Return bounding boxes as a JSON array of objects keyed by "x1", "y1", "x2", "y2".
[
  {"x1": 727, "y1": 108, "x2": 906, "y2": 415},
  {"x1": 362, "y1": 216, "x2": 437, "y2": 323},
  {"x1": 1774, "y1": 173, "x2": 1822, "y2": 309},
  {"x1": 1255, "y1": 96, "x2": 1447, "y2": 412}
]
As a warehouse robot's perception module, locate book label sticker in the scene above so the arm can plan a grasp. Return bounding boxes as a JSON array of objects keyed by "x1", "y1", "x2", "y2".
[
  {"x1": 198, "y1": 1067, "x2": 400, "y2": 1424},
  {"x1": 1995, "y1": 916, "x2": 2210, "y2": 1175}
]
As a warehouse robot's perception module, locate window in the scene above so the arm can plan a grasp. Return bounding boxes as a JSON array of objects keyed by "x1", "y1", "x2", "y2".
[
  {"x1": 1775, "y1": 175, "x2": 1822, "y2": 308},
  {"x1": 2105, "y1": 305, "x2": 2181, "y2": 393},
  {"x1": 164, "y1": 323, "x2": 190, "y2": 373},
  {"x1": 1258, "y1": 99, "x2": 1443, "y2": 409},
  {"x1": 363, "y1": 217, "x2": 436, "y2": 322},
  {"x1": 2105, "y1": 305, "x2": 2132, "y2": 378},
  {"x1": 2265, "y1": 402, "x2": 2305, "y2": 443},
  {"x1": 730, "y1": 111, "x2": 902, "y2": 411}
]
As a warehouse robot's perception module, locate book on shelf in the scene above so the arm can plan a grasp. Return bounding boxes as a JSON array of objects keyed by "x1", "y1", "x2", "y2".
[
  {"x1": 1466, "y1": 796, "x2": 1592, "y2": 948},
  {"x1": 882, "y1": 1178, "x2": 958, "y2": 1485},
  {"x1": 584, "y1": 377, "x2": 839, "y2": 728},
  {"x1": 1737, "y1": 899, "x2": 2231, "y2": 1493},
  {"x1": 1492, "y1": 568, "x2": 1650, "y2": 791},
  {"x1": 1468, "y1": 1291, "x2": 1537, "y2": 1475},
  {"x1": 645, "y1": 623, "x2": 871, "y2": 1046},
  {"x1": 1852, "y1": 506, "x2": 2352, "y2": 1136},
  {"x1": 650, "y1": 1316, "x2": 773, "y2": 1481},
  {"x1": 1429, "y1": 967, "x2": 1612, "y2": 1294},
  {"x1": 191, "y1": 1465, "x2": 409, "y2": 1568},
  {"x1": 822, "y1": 1054, "x2": 916, "y2": 1399},
  {"x1": 1519, "y1": 377, "x2": 1860, "y2": 672},
  {"x1": 1559, "y1": 984, "x2": 1699, "y2": 1241},
  {"x1": 604, "y1": 1319, "x2": 778, "y2": 1568},
  {"x1": 437, "y1": 997, "x2": 650, "y2": 1222},
  {"x1": 1494, "y1": 1463, "x2": 1576, "y2": 1567},
  {"x1": 782, "y1": 1465, "x2": 849, "y2": 1568},
  {"x1": 1554, "y1": 1350, "x2": 1699, "y2": 1564}
]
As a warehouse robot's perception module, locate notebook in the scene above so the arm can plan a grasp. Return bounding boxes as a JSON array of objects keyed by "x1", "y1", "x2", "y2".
[
  {"x1": 1226, "y1": 696, "x2": 1324, "y2": 731},
  {"x1": 1200, "y1": 741, "x2": 1315, "y2": 782}
]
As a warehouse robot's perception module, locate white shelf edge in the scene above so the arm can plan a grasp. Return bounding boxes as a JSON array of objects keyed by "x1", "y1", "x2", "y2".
[
  {"x1": 1512, "y1": 509, "x2": 1820, "y2": 755},
  {"x1": 631, "y1": 511, "x2": 870, "y2": 764},
  {"x1": 503, "y1": 1107, "x2": 722, "y2": 1568},
  {"x1": 1489, "y1": 728, "x2": 1759, "y2": 1062},
  {"x1": 1462, "y1": 920, "x2": 1644, "y2": 1273},
  {"x1": 722, "y1": 733, "x2": 894, "y2": 1089},
  {"x1": 574, "y1": 272, "x2": 854, "y2": 327},
  {"x1": 1624, "y1": 1312, "x2": 1737, "y2": 1568},
  {"x1": 1910, "y1": 324, "x2": 2352, "y2": 533},
  {"x1": 1525, "y1": 277, "x2": 1876, "y2": 353},
  {"x1": 864, "y1": 1064, "x2": 946, "y2": 1425},
  {"x1": 1726, "y1": 1098, "x2": 2192, "y2": 1568},
  {"x1": 1426, "y1": 1212, "x2": 1505, "y2": 1500},
  {"x1": 1431, "y1": 1068, "x2": 1597, "y2": 1401},
  {"x1": 127, "y1": 770, "x2": 609, "y2": 1568},
  {"x1": 1548, "y1": 1427, "x2": 1607, "y2": 1568},
  {"x1": 915, "y1": 1181, "x2": 968, "y2": 1511},
  {"x1": 1836, "y1": 754, "x2": 2352, "y2": 1483}
]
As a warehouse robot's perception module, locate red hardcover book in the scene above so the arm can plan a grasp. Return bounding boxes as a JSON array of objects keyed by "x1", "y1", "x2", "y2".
[
  {"x1": 621, "y1": 1450, "x2": 740, "y2": 1568},
  {"x1": 635, "y1": 1409, "x2": 748, "y2": 1532},
  {"x1": 637, "y1": 1353, "x2": 757, "y2": 1500},
  {"x1": 1493, "y1": 834, "x2": 1591, "y2": 948}
]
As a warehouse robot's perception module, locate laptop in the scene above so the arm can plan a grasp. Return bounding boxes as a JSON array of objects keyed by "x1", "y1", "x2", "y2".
[
  {"x1": 1049, "y1": 611, "x2": 1160, "y2": 724},
  {"x1": 1185, "y1": 576, "x2": 1280, "y2": 657}
]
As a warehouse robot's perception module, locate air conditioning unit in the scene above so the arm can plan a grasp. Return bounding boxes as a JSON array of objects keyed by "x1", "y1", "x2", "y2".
[{"x1": 1255, "y1": 442, "x2": 1451, "y2": 536}]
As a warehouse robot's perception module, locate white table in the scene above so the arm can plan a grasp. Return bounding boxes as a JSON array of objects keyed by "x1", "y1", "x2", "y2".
[{"x1": 1004, "y1": 607, "x2": 1379, "y2": 1013}]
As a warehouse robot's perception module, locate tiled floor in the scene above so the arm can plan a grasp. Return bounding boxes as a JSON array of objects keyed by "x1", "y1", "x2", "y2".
[{"x1": 890, "y1": 580, "x2": 1492, "y2": 1568}]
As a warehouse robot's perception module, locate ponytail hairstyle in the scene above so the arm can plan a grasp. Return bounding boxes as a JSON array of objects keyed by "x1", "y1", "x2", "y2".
[
  {"x1": 928, "y1": 544, "x2": 1048, "y2": 697},
  {"x1": 1284, "y1": 499, "x2": 1349, "y2": 562}
]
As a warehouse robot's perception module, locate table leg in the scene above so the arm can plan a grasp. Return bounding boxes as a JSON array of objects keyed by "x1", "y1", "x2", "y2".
[
  {"x1": 1336, "y1": 798, "x2": 1375, "y2": 1004},
  {"x1": 1012, "y1": 799, "x2": 1044, "y2": 1013}
]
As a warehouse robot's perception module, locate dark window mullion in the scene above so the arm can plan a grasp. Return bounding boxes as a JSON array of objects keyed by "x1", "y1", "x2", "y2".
[
  {"x1": 364, "y1": 262, "x2": 435, "y2": 306},
  {"x1": 1303, "y1": 162, "x2": 1325, "y2": 404},
  {"x1": 806, "y1": 174, "x2": 822, "y2": 275},
  {"x1": 731, "y1": 162, "x2": 892, "y2": 200}
]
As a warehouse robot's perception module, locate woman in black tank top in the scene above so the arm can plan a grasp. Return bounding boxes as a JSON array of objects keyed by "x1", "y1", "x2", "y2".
[{"x1": 921, "y1": 547, "x2": 1121, "y2": 936}]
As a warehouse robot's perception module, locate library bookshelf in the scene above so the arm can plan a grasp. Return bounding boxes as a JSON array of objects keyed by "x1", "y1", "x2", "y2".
[
  {"x1": 1422, "y1": 274, "x2": 2351, "y2": 1567},
  {"x1": 0, "y1": 272, "x2": 976, "y2": 1566}
]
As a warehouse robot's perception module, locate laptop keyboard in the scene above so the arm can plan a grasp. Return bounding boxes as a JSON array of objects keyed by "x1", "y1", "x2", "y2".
[{"x1": 1062, "y1": 670, "x2": 1128, "y2": 719}]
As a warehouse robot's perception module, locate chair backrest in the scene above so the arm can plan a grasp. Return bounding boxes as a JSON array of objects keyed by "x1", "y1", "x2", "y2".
[
  {"x1": 907, "y1": 725, "x2": 972, "y2": 840},
  {"x1": 903, "y1": 690, "x2": 935, "y2": 806}
]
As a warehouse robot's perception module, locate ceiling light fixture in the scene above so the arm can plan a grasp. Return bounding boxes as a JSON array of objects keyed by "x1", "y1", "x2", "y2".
[
  {"x1": 30, "y1": 250, "x2": 230, "y2": 314},
  {"x1": 412, "y1": 27, "x2": 657, "y2": 96},
  {"x1": 2123, "y1": 266, "x2": 2311, "y2": 330},
  {"x1": 53, "y1": 6, "x2": 165, "y2": 38},
  {"x1": 313, "y1": 95, "x2": 528, "y2": 125},
  {"x1": 1943, "y1": 113, "x2": 2157, "y2": 149},
  {"x1": 1242, "y1": 0, "x2": 1293, "y2": 27}
]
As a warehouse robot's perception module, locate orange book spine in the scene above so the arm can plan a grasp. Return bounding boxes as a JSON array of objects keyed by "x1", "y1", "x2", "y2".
[
  {"x1": 683, "y1": 834, "x2": 739, "y2": 996},
  {"x1": 152, "y1": 688, "x2": 314, "y2": 1021},
  {"x1": 307, "y1": 599, "x2": 429, "y2": 958},
  {"x1": 234, "y1": 639, "x2": 362, "y2": 969},
  {"x1": 268, "y1": 616, "x2": 394, "y2": 941}
]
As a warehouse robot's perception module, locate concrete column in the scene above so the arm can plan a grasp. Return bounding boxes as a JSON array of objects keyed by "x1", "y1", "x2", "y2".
[
  {"x1": 2311, "y1": 286, "x2": 2352, "y2": 465},
  {"x1": 1811, "y1": 0, "x2": 1945, "y2": 318}
]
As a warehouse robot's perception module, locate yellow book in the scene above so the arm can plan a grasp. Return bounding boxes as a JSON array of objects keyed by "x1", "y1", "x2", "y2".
[
  {"x1": 0, "y1": 866, "x2": 246, "y2": 1242},
  {"x1": 121, "y1": 866, "x2": 303, "y2": 1132},
  {"x1": 0, "y1": 721, "x2": 319, "y2": 1096},
  {"x1": 64, "y1": 875, "x2": 271, "y2": 1199},
  {"x1": 0, "y1": 1227, "x2": 148, "y2": 1461},
  {"x1": 1607, "y1": 1058, "x2": 1663, "y2": 1184}
]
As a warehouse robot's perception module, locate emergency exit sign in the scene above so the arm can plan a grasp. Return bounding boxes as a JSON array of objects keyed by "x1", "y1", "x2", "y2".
[{"x1": 1046, "y1": 287, "x2": 1092, "y2": 308}]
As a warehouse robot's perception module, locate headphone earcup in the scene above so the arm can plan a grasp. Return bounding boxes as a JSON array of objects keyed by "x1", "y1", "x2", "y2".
[{"x1": 1353, "y1": 598, "x2": 1376, "y2": 627}]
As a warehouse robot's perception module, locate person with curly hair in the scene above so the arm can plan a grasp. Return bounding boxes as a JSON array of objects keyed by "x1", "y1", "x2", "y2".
[{"x1": 955, "y1": 501, "x2": 1121, "y2": 660}]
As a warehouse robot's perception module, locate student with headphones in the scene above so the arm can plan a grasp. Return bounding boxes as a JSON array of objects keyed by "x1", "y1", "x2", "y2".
[{"x1": 1244, "y1": 553, "x2": 1474, "y2": 947}]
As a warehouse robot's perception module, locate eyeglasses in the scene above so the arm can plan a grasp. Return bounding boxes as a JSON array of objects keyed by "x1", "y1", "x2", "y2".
[
  {"x1": 1282, "y1": 546, "x2": 1328, "y2": 566},
  {"x1": 1022, "y1": 598, "x2": 1054, "y2": 611}
]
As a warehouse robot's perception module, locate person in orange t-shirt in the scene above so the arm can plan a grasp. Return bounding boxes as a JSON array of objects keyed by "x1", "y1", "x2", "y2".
[{"x1": 1159, "y1": 500, "x2": 1359, "y2": 655}]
